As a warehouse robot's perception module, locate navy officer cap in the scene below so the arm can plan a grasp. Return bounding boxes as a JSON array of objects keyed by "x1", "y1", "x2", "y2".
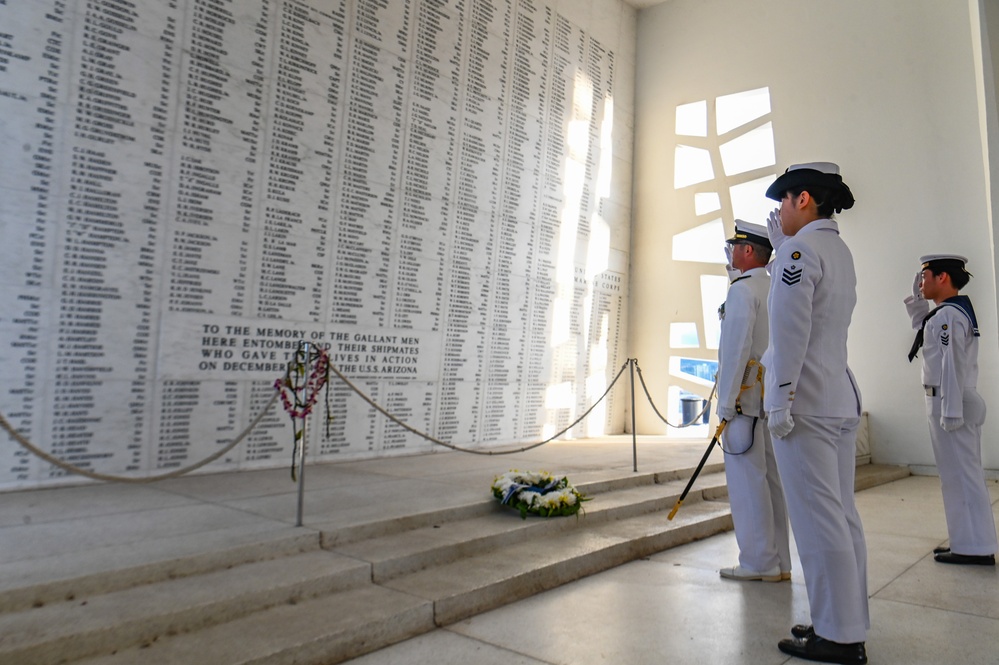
[
  {"x1": 726, "y1": 219, "x2": 772, "y2": 251},
  {"x1": 765, "y1": 162, "x2": 855, "y2": 212}
]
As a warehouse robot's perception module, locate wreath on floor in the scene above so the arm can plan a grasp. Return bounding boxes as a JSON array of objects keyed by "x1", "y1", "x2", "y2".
[{"x1": 491, "y1": 470, "x2": 589, "y2": 519}]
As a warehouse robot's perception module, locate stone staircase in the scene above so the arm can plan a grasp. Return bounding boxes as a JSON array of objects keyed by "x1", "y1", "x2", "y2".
[{"x1": 0, "y1": 463, "x2": 909, "y2": 665}]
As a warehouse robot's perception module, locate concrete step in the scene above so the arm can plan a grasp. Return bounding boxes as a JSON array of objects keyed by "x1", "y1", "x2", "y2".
[
  {"x1": 69, "y1": 493, "x2": 732, "y2": 665},
  {"x1": 328, "y1": 469, "x2": 730, "y2": 582},
  {"x1": 0, "y1": 550, "x2": 370, "y2": 665},
  {"x1": 312, "y1": 461, "x2": 727, "y2": 547},
  {"x1": 74, "y1": 585, "x2": 434, "y2": 665},
  {"x1": 855, "y1": 462, "x2": 911, "y2": 491},
  {"x1": 0, "y1": 522, "x2": 322, "y2": 613},
  {"x1": 9, "y1": 462, "x2": 905, "y2": 665},
  {"x1": 382, "y1": 498, "x2": 733, "y2": 626}
]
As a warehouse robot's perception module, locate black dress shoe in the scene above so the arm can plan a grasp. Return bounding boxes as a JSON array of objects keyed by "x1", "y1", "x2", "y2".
[
  {"x1": 778, "y1": 634, "x2": 867, "y2": 664},
  {"x1": 933, "y1": 546, "x2": 950, "y2": 554},
  {"x1": 791, "y1": 624, "x2": 815, "y2": 638},
  {"x1": 934, "y1": 552, "x2": 995, "y2": 566}
]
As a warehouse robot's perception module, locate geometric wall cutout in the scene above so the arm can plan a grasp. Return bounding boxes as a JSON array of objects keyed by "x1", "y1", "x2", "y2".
[
  {"x1": 694, "y1": 192, "x2": 721, "y2": 216},
  {"x1": 675, "y1": 100, "x2": 707, "y2": 137},
  {"x1": 674, "y1": 145, "x2": 715, "y2": 189},
  {"x1": 670, "y1": 322, "x2": 700, "y2": 348},
  {"x1": 716, "y1": 86, "x2": 771, "y2": 135},
  {"x1": 730, "y1": 174, "x2": 778, "y2": 228},
  {"x1": 671, "y1": 218, "x2": 727, "y2": 264},
  {"x1": 700, "y1": 274, "x2": 728, "y2": 350},
  {"x1": 719, "y1": 122, "x2": 776, "y2": 176}
]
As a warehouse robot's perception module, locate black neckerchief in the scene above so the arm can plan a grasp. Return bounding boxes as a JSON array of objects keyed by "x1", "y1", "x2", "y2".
[{"x1": 907, "y1": 295, "x2": 979, "y2": 362}]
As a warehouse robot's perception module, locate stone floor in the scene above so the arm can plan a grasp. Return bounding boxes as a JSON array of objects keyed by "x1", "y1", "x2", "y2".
[
  {"x1": 1, "y1": 436, "x2": 996, "y2": 664},
  {"x1": 341, "y1": 464, "x2": 999, "y2": 664}
]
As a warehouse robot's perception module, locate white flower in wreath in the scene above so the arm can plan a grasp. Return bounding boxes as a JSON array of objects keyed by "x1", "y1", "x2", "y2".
[
  {"x1": 558, "y1": 488, "x2": 577, "y2": 506},
  {"x1": 519, "y1": 490, "x2": 540, "y2": 507},
  {"x1": 538, "y1": 492, "x2": 562, "y2": 509}
]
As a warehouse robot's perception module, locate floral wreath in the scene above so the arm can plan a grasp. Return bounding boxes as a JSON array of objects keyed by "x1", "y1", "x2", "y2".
[
  {"x1": 274, "y1": 343, "x2": 332, "y2": 480},
  {"x1": 491, "y1": 470, "x2": 589, "y2": 519}
]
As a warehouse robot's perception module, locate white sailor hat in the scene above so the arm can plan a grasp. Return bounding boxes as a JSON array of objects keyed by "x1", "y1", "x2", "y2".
[
  {"x1": 765, "y1": 162, "x2": 855, "y2": 212},
  {"x1": 726, "y1": 220, "x2": 772, "y2": 250},
  {"x1": 920, "y1": 254, "x2": 972, "y2": 275}
]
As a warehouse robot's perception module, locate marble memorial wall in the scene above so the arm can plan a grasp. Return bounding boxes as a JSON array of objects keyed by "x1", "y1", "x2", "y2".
[{"x1": 0, "y1": 0, "x2": 629, "y2": 489}]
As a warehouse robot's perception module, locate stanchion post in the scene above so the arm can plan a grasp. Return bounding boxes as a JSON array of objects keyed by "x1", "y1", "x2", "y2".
[
  {"x1": 629, "y1": 358, "x2": 637, "y2": 472},
  {"x1": 295, "y1": 341, "x2": 310, "y2": 527}
]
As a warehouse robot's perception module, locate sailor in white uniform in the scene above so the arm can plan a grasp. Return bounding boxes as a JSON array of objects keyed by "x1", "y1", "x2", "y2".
[
  {"x1": 716, "y1": 220, "x2": 791, "y2": 583},
  {"x1": 905, "y1": 254, "x2": 997, "y2": 566},
  {"x1": 764, "y1": 163, "x2": 869, "y2": 665}
]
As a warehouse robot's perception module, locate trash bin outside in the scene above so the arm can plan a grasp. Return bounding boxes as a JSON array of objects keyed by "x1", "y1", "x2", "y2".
[{"x1": 680, "y1": 395, "x2": 700, "y2": 424}]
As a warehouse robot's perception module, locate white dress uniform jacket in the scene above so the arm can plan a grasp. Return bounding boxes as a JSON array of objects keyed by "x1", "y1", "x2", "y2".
[
  {"x1": 764, "y1": 219, "x2": 862, "y2": 417},
  {"x1": 905, "y1": 299, "x2": 981, "y2": 420},
  {"x1": 717, "y1": 267, "x2": 768, "y2": 416}
]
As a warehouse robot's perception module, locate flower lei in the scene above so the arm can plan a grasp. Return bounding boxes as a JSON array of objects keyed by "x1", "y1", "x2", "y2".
[
  {"x1": 491, "y1": 470, "x2": 589, "y2": 519},
  {"x1": 274, "y1": 343, "x2": 332, "y2": 480}
]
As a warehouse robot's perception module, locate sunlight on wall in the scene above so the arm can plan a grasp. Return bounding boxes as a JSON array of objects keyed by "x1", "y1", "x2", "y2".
[
  {"x1": 694, "y1": 192, "x2": 721, "y2": 215},
  {"x1": 671, "y1": 218, "x2": 727, "y2": 264},
  {"x1": 545, "y1": 67, "x2": 617, "y2": 440},
  {"x1": 666, "y1": 87, "x2": 777, "y2": 437},
  {"x1": 676, "y1": 100, "x2": 708, "y2": 137},
  {"x1": 674, "y1": 145, "x2": 715, "y2": 188}
]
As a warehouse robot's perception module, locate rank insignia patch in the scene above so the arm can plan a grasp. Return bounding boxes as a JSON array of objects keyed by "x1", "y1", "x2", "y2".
[
  {"x1": 942, "y1": 324, "x2": 948, "y2": 330},
  {"x1": 781, "y1": 265, "x2": 802, "y2": 286},
  {"x1": 941, "y1": 332, "x2": 950, "y2": 346},
  {"x1": 791, "y1": 251, "x2": 801, "y2": 260}
]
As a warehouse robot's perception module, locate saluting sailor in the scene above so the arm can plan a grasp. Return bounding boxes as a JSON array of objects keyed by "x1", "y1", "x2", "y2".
[
  {"x1": 716, "y1": 220, "x2": 791, "y2": 584},
  {"x1": 763, "y1": 163, "x2": 869, "y2": 665},
  {"x1": 904, "y1": 254, "x2": 997, "y2": 566}
]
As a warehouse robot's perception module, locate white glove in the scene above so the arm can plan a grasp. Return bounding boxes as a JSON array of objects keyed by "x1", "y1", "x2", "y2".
[
  {"x1": 716, "y1": 406, "x2": 737, "y2": 422},
  {"x1": 911, "y1": 270, "x2": 924, "y2": 301},
  {"x1": 724, "y1": 246, "x2": 741, "y2": 281},
  {"x1": 766, "y1": 208, "x2": 787, "y2": 252},
  {"x1": 941, "y1": 416, "x2": 964, "y2": 432},
  {"x1": 768, "y1": 408, "x2": 794, "y2": 438}
]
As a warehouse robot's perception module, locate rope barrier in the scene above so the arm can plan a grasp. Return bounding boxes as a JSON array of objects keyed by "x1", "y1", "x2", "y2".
[
  {"x1": 326, "y1": 358, "x2": 633, "y2": 455},
  {"x1": 0, "y1": 392, "x2": 279, "y2": 484},
  {"x1": 1, "y1": 352, "x2": 720, "y2": 484},
  {"x1": 633, "y1": 358, "x2": 716, "y2": 428}
]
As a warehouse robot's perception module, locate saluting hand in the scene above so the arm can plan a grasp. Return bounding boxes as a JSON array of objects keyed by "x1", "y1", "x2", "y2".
[
  {"x1": 911, "y1": 270, "x2": 924, "y2": 301},
  {"x1": 766, "y1": 208, "x2": 787, "y2": 252}
]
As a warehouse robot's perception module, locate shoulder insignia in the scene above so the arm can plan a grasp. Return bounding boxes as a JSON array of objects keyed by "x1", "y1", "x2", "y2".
[
  {"x1": 791, "y1": 251, "x2": 801, "y2": 260},
  {"x1": 941, "y1": 324, "x2": 948, "y2": 330},
  {"x1": 781, "y1": 265, "x2": 802, "y2": 286},
  {"x1": 718, "y1": 302, "x2": 725, "y2": 321},
  {"x1": 941, "y1": 332, "x2": 950, "y2": 346}
]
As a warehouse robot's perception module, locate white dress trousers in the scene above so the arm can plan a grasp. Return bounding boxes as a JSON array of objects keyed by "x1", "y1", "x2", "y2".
[{"x1": 721, "y1": 415, "x2": 791, "y2": 573}]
